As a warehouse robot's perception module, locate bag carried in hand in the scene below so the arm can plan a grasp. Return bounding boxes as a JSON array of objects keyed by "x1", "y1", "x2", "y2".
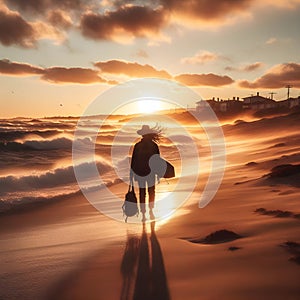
[{"x1": 122, "y1": 182, "x2": 139, "y2": 222}]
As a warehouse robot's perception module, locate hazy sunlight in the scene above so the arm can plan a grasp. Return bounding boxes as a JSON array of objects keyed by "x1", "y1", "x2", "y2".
[{"x1": 137, "y1": 99, "x2": 163, "y2": 114}]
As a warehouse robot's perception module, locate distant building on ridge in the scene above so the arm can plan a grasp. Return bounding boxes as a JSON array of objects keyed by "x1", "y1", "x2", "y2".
[
  {"x1": 276, "y1": 97, "x2": 300, "y2": 109},
  {"x1": 195, "y1": 92, "x2": 300, "y2": 114},
  {"x1": 242, "y1": 92, "x2": 276, "y2": 110},
  {"x1": 196, "y1": 97, "x2": 243, "y2": 113}
]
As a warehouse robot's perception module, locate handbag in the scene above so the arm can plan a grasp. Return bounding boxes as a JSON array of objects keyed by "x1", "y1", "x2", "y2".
[{"x1": 122, "y1": 178, "x2": 138, "y2": 222}]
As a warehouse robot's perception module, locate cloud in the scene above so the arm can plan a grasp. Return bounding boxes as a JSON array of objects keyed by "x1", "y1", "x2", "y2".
[
  {"x1": 0, "y1": 59, "x2": 110, "y2": 84},
  {"x1": 1, "y1": 0, "x2": 300, "y2": 49},
  {"x1": 266, "y1": 37, "x2": 277, "y2": 45},
  {"x1": 3, "y1": 0, "x2": 92, "y2": 15},
  {"x1": 238, "y1": 63, "x2": 300, "y2": 89},
  {"x1": 0, "y1": 5, "x2": 36, "y2": 47},
  {"x1": 94, "y1": 60, "x2": 172, "y2": 79},
  {"x1": 181, "y1": 50, "x2": 226, "y2": 65},
  {"x1": 255, "y1": 0, "x2": 300, "y2": 9},
  {"x1": 174, "y1": 73, "x2": 234, "y2": 87},
  {"x1": 41, "y1": 67, "x2": 107, "y2": 84},
  {"x1": 161, "y1": 0, "x2": 252, "y2": 24},
  {"x1": 47, "y1": 10, "x2": 72, "y2": 29},
  {"x1": 2, "y1": 0, "x2": 300, "y2": 49},
  {"x1": 162, "y1": 0, "x2": 300, "y2": 27},
  {"x1": 31, "y1": 20, "x2": 68, "y2": 44},
  {"x1": 225, "y1": 62, "x2": 264, "y2": 72},
  {"x1": 243, "y1": 62, "x2": 264, "y2": 72},
  {"x1": 1, "y1": 58, "x2": 237, "y2": 87},
  {"x1": 0, "y1": 3, "x2": 70, "y2": 47},
  {"x1": 0, "y1": 59, "x2": 43, "y2": 75},
  {"x1": 134, "y1": 49, "x2": 149, "y2": 58},
  {"x1": 80, "y1": 5, "x2": 168, "y2": 42},
  {"x1": 224, "y1": 66, "x2": 235, "y2": 72}
]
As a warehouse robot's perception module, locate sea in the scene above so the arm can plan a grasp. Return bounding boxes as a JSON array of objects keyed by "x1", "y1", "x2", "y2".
[{"x1": 0, "y1": 114, "x2": 208, "y2": 217}]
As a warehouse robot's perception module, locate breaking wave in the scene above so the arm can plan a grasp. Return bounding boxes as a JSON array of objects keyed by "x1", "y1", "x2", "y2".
[
  {"x1": 0, "y1": 160, "x2": 112, "y2": 195},
  {"x1": 0, "y1": 137, "x2": 73, "y2": 151}
]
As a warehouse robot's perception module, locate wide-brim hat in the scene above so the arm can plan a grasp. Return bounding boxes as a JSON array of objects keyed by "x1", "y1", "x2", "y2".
[{"x1": 137, "y1": 125, "x2": 157, "y2": 136}]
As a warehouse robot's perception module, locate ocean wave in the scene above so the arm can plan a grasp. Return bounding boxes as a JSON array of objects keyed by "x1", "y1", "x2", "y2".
[
  {"x1": 24, "y1": 137, "x2": 73, "y2": 150},
  {"x1": 0, "y1": 137, "x2": 73, "y2": 151},
  {"x1": 0, "y1": 178, "x2": 124, "y2": 214},
  {"x1": 0, "y1": 116, "x2": 76, "y2": 141},
  {"x1": 0, "y1": 160, "x2": 112, "y2": 194},
  {"x1": 0, "y1": 191, "x2": 80, "y2": 214},
  {"x1": 0, "y1": 130, "x2": 61, "y2": 142},
  {"x1": 28, "y1": 121, "x2": 75, "y2": 130}
]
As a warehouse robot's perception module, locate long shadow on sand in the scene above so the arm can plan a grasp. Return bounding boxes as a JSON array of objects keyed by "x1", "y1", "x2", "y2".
[{"x1": 120, "y1": 222, "x2": 170, "y2": 300}]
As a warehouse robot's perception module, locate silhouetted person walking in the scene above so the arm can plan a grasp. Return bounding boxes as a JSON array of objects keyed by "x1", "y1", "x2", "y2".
[{"x1": 131, "y1": 125, "x2": 162, "y2": 222}]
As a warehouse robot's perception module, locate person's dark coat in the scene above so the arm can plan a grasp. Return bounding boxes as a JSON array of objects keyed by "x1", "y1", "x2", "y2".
[{"x1": 131, "y1": 137, "x2": 159, "y2": 177}]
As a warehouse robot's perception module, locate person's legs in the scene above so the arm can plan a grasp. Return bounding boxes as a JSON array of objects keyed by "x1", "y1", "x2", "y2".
[
  {"x1": 138, "y1": 178, "x2": 146, "y2": 221},
  {"x1": 148, "y1": 185, "x2": 155, "y2": 209},
  {"x1": 138, "y1": 176, "x2": 156, "y2": 221},
  {"x1": 147, "y1": 175, "x2": 156, "y2": 219},
  {"x1": 139, "y1": 187, "x2": 146, "y2": 212}
]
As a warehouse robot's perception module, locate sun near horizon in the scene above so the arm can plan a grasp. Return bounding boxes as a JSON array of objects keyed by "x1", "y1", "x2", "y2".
[
  {"x1": 112, "y1": 98, "x2": 178, "y2": 116},
  {"x1": 137, "y1": 99, "x2": 163, "y2": 114}
]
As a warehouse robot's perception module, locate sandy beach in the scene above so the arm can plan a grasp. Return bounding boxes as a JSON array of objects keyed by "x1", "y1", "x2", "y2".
[{"x1": 1, "y1": 110, "x2": 299, "y2": 300}]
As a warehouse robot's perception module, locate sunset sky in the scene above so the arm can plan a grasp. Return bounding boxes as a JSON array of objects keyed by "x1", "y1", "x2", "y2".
[{"x1": 0, "y1": 0, "x2": 300, "y2": 118}]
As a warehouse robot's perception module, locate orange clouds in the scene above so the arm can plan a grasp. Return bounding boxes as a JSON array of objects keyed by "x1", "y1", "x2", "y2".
[
  {"x1": 41, "y1": 67, "x2": 106, "y2": 84},
  {"x1": 162, "y1": 0, "x2": 252, "y2": 22},
  {"x1": 0, "y1": 2, "x2": 72, "y2": 48},
  {"x1": 95, "y1": 60, "x2": 234, "y2": 87},
  {"x1": 0, "y1": 59, "x2": 172, "y2": 84},
  {"x1": 0, "y1": 59, "x2": 107, "y2": 84},
  {"x1": 3, "y1": 59, "x2": 299, "y2": 90},
  {"x1": 243, "y1": 62, "x2": 264, "y2": 72},
  {"x1": 225, "y1": 62, "x2": 264, "y2": 72},
  {"x1": 1, "y1": 0, "x2": 300, "y2": 47},
  {"x1": 0, "y1": 58, "x2": 235, "y2": 87},
  {"x1": 181, "y1": 51, "x2": 220, "y2": 65},
  {"x1": 94, "y1": 60, "x2": 234, "y2": 86},
  {"x1": 0, "y1": 59, "x2": 43, "y2": 75},
  {"x1": 79, "y1": 0, "x2": 254, "y2": 42},
  {"x1": 239, "y1": 63, "x2": 300, "y2": 88},
  {"x1": 80, "y1": 6, "x2": 167, "y2": 42},
  {"x1": 0, "y1": 6, "x2": 36, "y2": 48},
  {"x1": 94, "y1": 60, "x2": 172, "y2": 79},
  {"x1": 175, "y1": 73, "x2": 234, "y2": 87},
  {"x1": 47, "y1": 10, "x2": 72, "y2": 29},
  {"x1": 4, "y1": 0, "x2": 90, "y2": 15}
]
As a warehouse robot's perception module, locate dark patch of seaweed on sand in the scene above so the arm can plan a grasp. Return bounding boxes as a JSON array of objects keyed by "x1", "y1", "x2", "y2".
[
  {"x1": 183, "y1": 229, "x2": 243, "y2": 245},
  {"x1": 254, "y1": 208, "x2": 299, "y2": 220},
  {"x1": 236, "y1": 163, "x2": 300, "y2": 187},
  {"x1": 280, "y1": 241, "x2": 300, "y2": 265}
]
